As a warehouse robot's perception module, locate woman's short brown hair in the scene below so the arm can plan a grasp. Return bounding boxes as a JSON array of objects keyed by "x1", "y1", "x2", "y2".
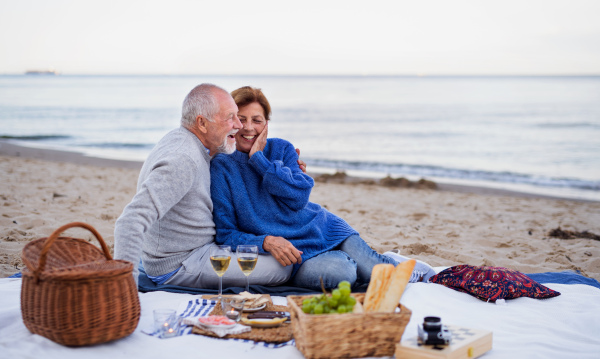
[{"x1": 231, "y1": 86, "x2": 271, "y2": 121}]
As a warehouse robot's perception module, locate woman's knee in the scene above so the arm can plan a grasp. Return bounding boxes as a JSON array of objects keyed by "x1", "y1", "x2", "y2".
[
  {"x1": 293, "y1": 251, "x2": 358, "y2": 290},
  {"x1": 320, "y1": 267, "x2": 357, "y2": 289}
]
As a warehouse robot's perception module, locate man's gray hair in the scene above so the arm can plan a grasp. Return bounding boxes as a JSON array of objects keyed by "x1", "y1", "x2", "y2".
[{"x1": 181, "y1": 83, "x2": 227, "y2": 127}]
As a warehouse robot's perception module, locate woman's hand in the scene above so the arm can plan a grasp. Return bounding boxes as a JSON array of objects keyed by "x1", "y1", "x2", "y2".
[
  {"x1": 263, "y1": 235, "x2": 303, "y2": 266},
  {"x1": 249, "y1": 122, "x2": 268, "y2": 158},
  {"x1": 296, "y1": 148, "x2": 307, "y2": 173}
]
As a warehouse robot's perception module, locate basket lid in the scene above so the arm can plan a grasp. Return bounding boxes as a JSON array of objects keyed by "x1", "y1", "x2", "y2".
[
  {"x1": 21, "y1": 222, "x2": 131, "y2": 282},
  {"x1": 22, "y1": 237, "x2": 107, "y2": 270},
  {"x1": 22, "y1": 258, "x2": 134, "y2": 281}
]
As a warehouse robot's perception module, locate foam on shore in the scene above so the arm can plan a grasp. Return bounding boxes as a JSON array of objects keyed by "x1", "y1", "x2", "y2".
[{"x1": 2, "y1": 140, "x2": 590, "y2": 202}]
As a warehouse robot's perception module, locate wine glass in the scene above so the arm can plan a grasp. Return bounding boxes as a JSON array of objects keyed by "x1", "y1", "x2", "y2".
[
  {"x1": 210, "y1": 245, "x2": 231, "y2": 302},
  {"x1": 236, "y1": 245, "x2": 258, "y2": 293}
]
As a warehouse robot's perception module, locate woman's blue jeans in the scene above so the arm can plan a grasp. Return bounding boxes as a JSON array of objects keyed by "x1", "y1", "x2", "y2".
[{"x1": 290, "y1": 234, "x2": 397, "y2": 290}]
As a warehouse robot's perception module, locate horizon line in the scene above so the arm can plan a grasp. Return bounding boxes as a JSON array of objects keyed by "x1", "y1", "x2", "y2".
[{"x1": 3, "y1": 72, "x2": 600, "y2": 78}]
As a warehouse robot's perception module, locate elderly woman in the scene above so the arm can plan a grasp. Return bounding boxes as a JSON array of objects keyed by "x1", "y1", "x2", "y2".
[{"x1": 210, "y1": 86, "x2": 435, "y2": 290}]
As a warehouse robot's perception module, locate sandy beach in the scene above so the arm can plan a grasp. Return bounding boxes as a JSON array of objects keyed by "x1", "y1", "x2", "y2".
[{"x1": 1, "y1": 142, "x2": 599, "y2": 282}]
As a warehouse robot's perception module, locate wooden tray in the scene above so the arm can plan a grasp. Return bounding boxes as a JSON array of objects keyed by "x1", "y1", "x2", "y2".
[{"x1": 192, "y1": 295, "x2": 292, "y2": 343}]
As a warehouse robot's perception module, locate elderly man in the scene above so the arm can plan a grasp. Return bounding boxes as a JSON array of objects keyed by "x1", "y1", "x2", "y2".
[{"x1": 114, "y1": 84, "x2": 292, "y2": 288}]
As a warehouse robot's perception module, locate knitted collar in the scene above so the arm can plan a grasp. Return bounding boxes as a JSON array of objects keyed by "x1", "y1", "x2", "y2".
[{"x1": 231, "y1": 149, "x2": 250, "y2": 164}]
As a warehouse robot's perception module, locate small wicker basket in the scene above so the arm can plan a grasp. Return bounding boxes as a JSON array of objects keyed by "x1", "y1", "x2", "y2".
[
  {"x1": 288, "y1": 293, "x2": 412, "y2": 359},
  {"x1": 20, "y1": 222, "x2": 141, "y2": 346}
]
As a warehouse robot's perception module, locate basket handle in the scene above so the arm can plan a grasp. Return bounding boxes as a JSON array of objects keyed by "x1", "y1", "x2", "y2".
[{"x1": 33, "y1": 222, "x2": 113, "y2": 281}]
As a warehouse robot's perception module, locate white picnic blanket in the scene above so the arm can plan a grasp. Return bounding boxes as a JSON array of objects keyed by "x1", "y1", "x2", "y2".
[{"x1": 1, "y1": 276, "x2": 599, "y2": 358}]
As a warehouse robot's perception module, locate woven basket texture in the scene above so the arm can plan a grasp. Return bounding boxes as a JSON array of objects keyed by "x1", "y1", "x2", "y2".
[
  {"x1": 20, "y1": 222, "x2": 141, "y2": 346},
  {"x1": 288, "y1": 293, "x2": 411, "y2": 359}
]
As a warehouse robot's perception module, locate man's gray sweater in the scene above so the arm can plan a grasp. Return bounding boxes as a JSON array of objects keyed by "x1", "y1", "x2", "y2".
[{"x1": 114, "y1": 126, "x2": 214, "y2": 284}]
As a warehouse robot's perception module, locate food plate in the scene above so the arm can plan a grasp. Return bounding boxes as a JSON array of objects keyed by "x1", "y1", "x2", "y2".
[
  {"x1": 241, "y1": 317, "x2": 287, "y2": 328},
  {"x1": 197, "y1": 316, "x2": 236, "y2": 330},
  {"x1": 243, "y1": 303, "x2": 266, "y2": 312}
]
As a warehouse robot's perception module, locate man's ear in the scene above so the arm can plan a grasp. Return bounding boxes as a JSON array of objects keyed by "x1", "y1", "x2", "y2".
[{"x1": 196, "y1": 115, "x2": 209, "y2": 134}]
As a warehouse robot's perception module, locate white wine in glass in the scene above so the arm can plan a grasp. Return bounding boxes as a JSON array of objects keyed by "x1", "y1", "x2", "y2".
[
  {"x1": 236, "y1": 245, "x2": 258, "y2": 293},
  {"x1": 210, "y1": 245, "x2": 231, "y2": 301}
]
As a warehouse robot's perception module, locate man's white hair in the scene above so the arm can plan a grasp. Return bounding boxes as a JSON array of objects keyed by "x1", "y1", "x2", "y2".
[{"x1": 181, "y1": 83, "x2": 228, "y2": 127}]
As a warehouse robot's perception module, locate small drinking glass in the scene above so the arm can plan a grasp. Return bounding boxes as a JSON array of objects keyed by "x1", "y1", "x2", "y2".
[
  {"x1": 236, "y1": 245, "x2": 258, "y2": 293},
  {"x1": 210, "y1": 245, "x2": 232, "y2": 302},
  {"x1": 153, "y1": 309, "x2": 180, "y2": 338},
  {"x1": 221, "y1": 297, "x2": 246, "y2": 322}
]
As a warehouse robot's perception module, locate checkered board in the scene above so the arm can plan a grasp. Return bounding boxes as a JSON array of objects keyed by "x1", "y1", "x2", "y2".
[{"x1": 395, "y1": 325, "x2": 492, "y2": 359}]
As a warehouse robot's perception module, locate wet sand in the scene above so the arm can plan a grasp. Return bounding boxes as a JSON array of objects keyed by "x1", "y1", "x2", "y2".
[{"x1": 1, "y1": 141, "x2": 599, "y2": 281}]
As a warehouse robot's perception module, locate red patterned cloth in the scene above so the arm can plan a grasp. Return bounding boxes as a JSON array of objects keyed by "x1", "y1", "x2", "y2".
[{"x1": 430, "y1": 265, "x2": 561, "y2": 302}]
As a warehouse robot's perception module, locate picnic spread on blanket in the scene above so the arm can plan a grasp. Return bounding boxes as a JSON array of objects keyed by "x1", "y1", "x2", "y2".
[{"x1": 8, "y1": 222, "x2": 600, "y2": 359}]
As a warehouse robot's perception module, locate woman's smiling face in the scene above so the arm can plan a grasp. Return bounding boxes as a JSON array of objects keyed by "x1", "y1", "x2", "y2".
[{"x1": 236, "y1": 102, "x2": 268, "y2": 153}]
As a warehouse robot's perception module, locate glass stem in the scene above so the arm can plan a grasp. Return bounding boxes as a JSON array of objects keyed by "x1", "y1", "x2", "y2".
[
  {"x1": 246, "y1": 277, "x2": 250, "y2": 293},
  {"x1": 218, "y1": 277, "x2": 223, "y2": 300}
]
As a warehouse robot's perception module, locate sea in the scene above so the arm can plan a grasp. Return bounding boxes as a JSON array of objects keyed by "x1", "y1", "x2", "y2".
[{"x1": 1, "y1": 74, "x2": 599, "y2": 201}]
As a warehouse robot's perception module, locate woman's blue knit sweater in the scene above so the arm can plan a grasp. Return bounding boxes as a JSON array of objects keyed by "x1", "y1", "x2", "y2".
[{"x1": 210, "y1": 138, "x2": 358, "y2": 275}]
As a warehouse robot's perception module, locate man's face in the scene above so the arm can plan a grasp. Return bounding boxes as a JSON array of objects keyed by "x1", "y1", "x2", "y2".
[{"x1": 205, "y1": 91, "x2": 242, "y2": 156}]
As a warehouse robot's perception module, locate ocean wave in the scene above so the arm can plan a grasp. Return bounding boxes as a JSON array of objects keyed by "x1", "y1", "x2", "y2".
[
  {"x1": 0, "y1": 134, "x2": 71, "y2": 140},
  {"x1": 306, "y1": 158, "x2": 600, "y2": 191},
  {"x1": 535, "y1": 122, "x2": 600, "y2": 129},
  {"x1": 80, "y1": 142, "x2": 154, "y2": 149}
]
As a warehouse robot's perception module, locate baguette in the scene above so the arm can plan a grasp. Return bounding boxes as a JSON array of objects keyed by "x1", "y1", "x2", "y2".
[
  {"x1": 352, "y1": 300, "x2": 364, "y2": 314},
  {"x1": 363, "y1": 263, "x2": 394, "y2": 312},
  {"x1": 376, "y1": 259, "x2": 415, "y2": 312}
]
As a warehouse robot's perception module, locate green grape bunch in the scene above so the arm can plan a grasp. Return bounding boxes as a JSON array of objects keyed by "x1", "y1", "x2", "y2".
[{"x1": 301, "y1": 281, "x2": 357, "y2": 314}]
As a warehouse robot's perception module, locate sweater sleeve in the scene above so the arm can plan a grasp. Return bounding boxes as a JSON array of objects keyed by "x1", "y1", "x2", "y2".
[
  {"x1": 248, "y1": 142, "x2": 314, "y2": 211},
  {"x1": 114, "y1": 155, "x2": 196, "y2": 285},
  {"x1": 210, "y1": 160, "x2": 270, "y2": 253}
]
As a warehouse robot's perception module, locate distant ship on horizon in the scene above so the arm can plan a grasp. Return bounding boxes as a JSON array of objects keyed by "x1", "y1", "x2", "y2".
[{"x1": 25, "y1": 69, "x2": 59, "y2": 75}]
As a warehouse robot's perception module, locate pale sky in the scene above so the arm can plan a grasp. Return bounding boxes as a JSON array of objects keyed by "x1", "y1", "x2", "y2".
[{"x1": 1, "y1": 0, "x2": 599, "y2": 75}]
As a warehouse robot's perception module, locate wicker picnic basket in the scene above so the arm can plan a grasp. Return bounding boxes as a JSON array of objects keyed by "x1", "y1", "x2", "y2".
[
  {"x1": 288, "y1": 293, "x2": 411, "y2": 359},
  {"x1": 20, "y1": 222, "x2": 141, "y2": 346}
]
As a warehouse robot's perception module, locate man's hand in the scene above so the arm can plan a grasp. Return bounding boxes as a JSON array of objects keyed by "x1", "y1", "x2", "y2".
[
  {"x1": 249, "y1": 123, "x2": 268, "y2": 158},
  {"x1": 263, "y1": 235, "x2": 303, "y2": 266},
  {"x1": 296, "y1": 148, "x2": 307, "y2": 173}
]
